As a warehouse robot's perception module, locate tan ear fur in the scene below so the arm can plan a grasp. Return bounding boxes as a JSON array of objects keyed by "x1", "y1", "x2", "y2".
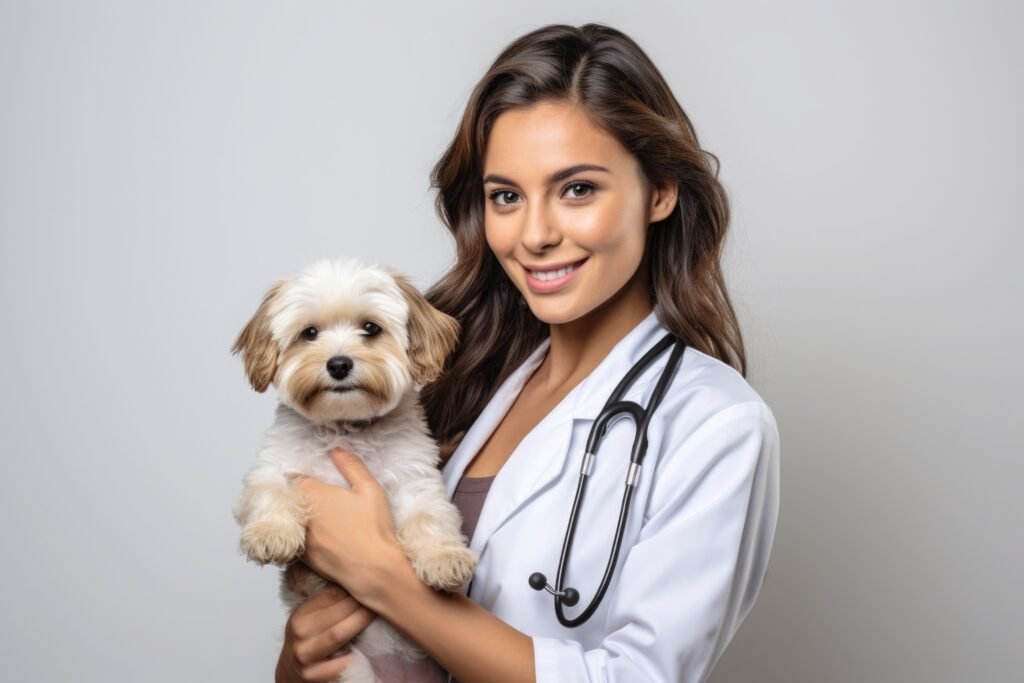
[
  {"x1": 388, "y1": 270, "x2": 461, "y2": 385},
  {"x1": 230, "y1": 278, "x2": 288, "y2": 393}
]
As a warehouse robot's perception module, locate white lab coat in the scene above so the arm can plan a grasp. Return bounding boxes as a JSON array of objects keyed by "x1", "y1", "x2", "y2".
[{"x1": 441, "y1": 309, "x2": 780, "y2": 683}]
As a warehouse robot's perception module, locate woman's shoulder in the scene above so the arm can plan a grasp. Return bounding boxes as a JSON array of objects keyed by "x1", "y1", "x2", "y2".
[
  {"x1": 647, "y1": 343, "x2": 779, "y2": 474},
  {"x1": 666, "y1": 344, "x2": 776, "y2": 420},
  {"x1": 640, "y1": 343, "x2": 780, "y2": 522}
]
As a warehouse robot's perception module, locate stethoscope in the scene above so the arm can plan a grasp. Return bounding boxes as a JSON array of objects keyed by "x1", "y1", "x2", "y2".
[{"x1": 528, "y1": 331, "x2": 688, "y2": 627}]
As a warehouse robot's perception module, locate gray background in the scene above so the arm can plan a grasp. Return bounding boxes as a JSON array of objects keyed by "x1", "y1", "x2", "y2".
[{"x1": 1, "y1": 1, "x2": 1020, "y2": 681}]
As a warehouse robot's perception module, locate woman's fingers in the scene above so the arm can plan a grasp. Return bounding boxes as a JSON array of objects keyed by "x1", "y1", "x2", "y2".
[
  {"x1": 293, "y1": 600, "x2": 377, "y2": 665},
  {"x1": 307, "y1": 592, "x2": 374, "y2": 633},
  {"x1": 285, "y1": 585, "x2": 378, "y2": 666},
  {"x1": 299, "y1": 651, "x2": 358, "y2": 682},
  {"x1": 329, "y1": 449, "x2": 377, "y2": 491},
  {"x1": 289, "y1": 586, "x2": 357, "y2": 639},
  {"x1": 278, "y1": 586, "x2": 378, "y2": 683},
  {"x1": 298, "y1": 584, "x2": 349, "y2": 613}
]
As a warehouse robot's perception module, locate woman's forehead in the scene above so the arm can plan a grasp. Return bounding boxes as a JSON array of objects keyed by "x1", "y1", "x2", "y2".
[{"x1": 483, "y1": 102, "x2": 633, "y2": 181}]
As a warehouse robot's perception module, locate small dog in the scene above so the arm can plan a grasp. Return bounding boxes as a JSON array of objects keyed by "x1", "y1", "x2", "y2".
[{"x1": 231, "y1": 256, "x2": 476, "y2": 682}]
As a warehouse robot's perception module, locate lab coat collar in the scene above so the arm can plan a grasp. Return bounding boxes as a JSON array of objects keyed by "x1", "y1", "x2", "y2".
[
  {"x1": 442, "y1": 309, "x2": 667, "y2": 554},
  {"x1": 567, "y1": 309, "x2": 666, "y2": 422}
]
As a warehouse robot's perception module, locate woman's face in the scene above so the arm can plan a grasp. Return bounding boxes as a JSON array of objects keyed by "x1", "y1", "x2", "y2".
[{"x1": 482, "y1": 100, "x2": 676, "y2": 326}]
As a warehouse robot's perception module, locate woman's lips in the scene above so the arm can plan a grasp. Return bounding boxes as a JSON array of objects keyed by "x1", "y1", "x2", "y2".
[{"x1": 523, "y1": 257, "x2": 588, "y2": 294}]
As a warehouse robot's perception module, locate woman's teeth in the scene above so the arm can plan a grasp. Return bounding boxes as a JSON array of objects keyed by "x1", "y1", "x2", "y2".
[{"x1": 530, "y1": 262, "x2": 580, "y2": 280}]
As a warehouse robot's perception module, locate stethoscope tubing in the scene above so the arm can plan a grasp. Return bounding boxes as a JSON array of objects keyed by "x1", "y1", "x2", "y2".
[{"x1": 544, "y1": 331, "x2": 688, "y2": 627}]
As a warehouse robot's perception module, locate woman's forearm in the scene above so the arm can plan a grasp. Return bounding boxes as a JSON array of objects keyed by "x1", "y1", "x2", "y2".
[{"x1": 359, "y1": 545, "x2": 536, "y2": 683}]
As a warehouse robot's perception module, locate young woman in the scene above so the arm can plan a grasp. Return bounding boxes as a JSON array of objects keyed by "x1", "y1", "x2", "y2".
[{"x1": 277, "y1": 23, "x2": 780, "y2": 683}]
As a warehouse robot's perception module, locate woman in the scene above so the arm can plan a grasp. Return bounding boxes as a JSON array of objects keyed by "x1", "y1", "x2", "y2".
[{"x1": 277, "y1": 22, "x2": 780, "y2": 683}]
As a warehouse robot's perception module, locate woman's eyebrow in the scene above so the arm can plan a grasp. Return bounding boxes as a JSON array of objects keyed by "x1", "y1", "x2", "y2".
[{"x1": 482, "y1": 164, "x2": 610, "y2": 188}]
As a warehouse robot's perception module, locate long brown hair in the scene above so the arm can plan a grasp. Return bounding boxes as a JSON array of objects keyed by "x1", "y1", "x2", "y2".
[{"x1": 420, "y1": 23, "x2": 746, "y2": 459}]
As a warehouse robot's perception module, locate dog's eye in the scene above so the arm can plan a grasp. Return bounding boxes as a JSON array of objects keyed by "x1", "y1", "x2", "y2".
[
  {"x1": 362, "y1": 321, "x2": 382, "y2": 337},
  {"x1": 300, "y1": 326, "x2": 318, "y2": 342}
]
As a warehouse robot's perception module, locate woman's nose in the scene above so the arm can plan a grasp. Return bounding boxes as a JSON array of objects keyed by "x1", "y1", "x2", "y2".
[{"x1": 520, "y1": 200, "x2": 562, "y2": 252}]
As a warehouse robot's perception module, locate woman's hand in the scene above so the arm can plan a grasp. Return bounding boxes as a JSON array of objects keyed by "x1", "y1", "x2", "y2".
[
  {"x1": 275, "y1": 584, "x2": 376, "y2": 683},
  {"x1": 293, "y1": 448, "x2": 407, "y2": 603}
]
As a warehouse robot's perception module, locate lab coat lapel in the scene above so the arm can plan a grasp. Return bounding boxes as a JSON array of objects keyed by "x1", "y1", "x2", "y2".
[
  {"x1": 441, "y1": 339, "x2": 551, "y2": 499},
  {"x1": 468, "y1": 382, "x2": 575, "y2": 556}
]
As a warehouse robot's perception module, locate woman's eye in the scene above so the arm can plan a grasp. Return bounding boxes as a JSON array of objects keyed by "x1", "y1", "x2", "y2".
[
  {"x1": 564, "y1": 181, "x2": 594, "y2": 199},
  {"x1": 489, "y1": 190, "x2": 520, "y2": 207},
  {"x1": 362, "y1": 321, "x2": 382, "y2": 336},
  {"x1": 300, "y1": 326, "x2": 318, "y2": 341},
  {"x1": 488, "y1": 182, "x2": 594, "y2": 208}
]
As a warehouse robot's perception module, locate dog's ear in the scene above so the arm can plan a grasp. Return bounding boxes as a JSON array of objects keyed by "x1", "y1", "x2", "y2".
[
  {"x1": 388, "y1": 270, "x2": 460, "y2": 385},
  {"x1": 230, "y1": 278, "x2": 288, "y2": 393}
]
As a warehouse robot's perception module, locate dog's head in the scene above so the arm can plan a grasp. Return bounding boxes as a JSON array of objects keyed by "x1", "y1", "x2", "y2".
[{"x1": 230, "y1": 257, "x2": 459, "y2": 424}]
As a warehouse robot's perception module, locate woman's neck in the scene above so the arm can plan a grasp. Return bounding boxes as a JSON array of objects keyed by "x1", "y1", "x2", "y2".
[{"x1": 532, "y1": 268, "x2": 653, "y2": 393}]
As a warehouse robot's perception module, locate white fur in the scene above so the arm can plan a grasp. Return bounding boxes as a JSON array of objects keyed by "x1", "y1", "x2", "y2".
[{"x1": 232, "y1": 257, "x2": 475, "y2": 682}]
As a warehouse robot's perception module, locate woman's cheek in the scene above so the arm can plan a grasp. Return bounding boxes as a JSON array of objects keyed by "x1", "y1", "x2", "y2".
[
  {"x1": 571, "y1": 211, "x2": 620, "y2": 250},
  {"x1": 484, "y1": 217, "x2": 514, "y2": 256}
]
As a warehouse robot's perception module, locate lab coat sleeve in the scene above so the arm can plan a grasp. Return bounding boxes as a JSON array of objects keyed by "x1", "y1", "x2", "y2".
[{"x1": 532, "y1": 400, "x2": 781, "y2": 683}]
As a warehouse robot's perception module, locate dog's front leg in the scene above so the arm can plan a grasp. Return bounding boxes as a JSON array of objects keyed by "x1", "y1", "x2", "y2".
[
  {"x1": 233, "y1": 465, "x2": 310, "y2": 566},
  {"x1": 392, "y1": 488, "x2": 477, "y2": 593}
]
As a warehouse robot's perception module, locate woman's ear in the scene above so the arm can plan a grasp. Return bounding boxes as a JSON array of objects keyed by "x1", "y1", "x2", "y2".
[
  {"x1": 388, "y1": 270, "x2": 461, "y2": 385},
  {"x1": 230, "y1": 278, "x2": 288, "y2": 393},
  {"x1": 648, "y1": 179, "x2": 680, "y2": 224}
]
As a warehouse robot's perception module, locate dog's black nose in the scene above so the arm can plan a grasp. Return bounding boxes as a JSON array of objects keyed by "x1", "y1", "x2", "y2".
[{"x1": 326, "y1": 355, "x2": 354, "y2": 380}]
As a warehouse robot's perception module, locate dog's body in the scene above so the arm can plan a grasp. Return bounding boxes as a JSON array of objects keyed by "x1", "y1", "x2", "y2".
[{"x1": 231, "y1": 257, "x2": 475, "y2": 682}]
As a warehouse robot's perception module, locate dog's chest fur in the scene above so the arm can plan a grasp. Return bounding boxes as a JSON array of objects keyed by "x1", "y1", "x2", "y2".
[{"x1": 259, "y1": 390, "x2": 440, "y2": 496}]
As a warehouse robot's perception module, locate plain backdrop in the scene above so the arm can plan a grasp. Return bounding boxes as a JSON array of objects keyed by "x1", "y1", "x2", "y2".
[{"x1": 1, "y1": 1, "x2": 1021, "y2": 681}]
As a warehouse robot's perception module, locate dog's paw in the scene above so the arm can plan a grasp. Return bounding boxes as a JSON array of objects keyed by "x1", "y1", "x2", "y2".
[
  {"x1": 240, "y1": 517, "x2": 306, "y2": 566},
  {"x1": 411, "y1": 544, "x2": 478, "y2": 593}
]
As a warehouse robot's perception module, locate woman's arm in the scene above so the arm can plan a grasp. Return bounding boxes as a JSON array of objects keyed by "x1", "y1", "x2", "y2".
[
  {"x1": 365, "y1": 541, "x2": 536, "y2": 683},
  {"x1": 295, "y1": 449, "x2": 535, "y2": 683}
]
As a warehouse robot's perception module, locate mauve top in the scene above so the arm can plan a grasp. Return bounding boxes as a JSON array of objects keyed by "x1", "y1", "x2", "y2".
[
  {"x1": 451, "y1": 473, "x2": 497, "y2": 544},
  {"x1": 370, "y1": 473, "x2": 496, "y2": 682}
]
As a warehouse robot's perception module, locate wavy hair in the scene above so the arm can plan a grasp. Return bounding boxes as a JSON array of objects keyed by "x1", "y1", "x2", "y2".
[{"x1": 420, "y1": 23, "x2": 746, "y2": 460}]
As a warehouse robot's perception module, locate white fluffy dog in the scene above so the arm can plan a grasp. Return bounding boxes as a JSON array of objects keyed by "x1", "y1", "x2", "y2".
[{"x1": 231, "y1": 256, "x2": 476, "y2": 682}]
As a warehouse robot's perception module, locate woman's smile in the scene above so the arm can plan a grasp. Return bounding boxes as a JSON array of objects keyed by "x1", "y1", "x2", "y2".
[{"x1": 523, "y1": 257, "x2": 589, "y2": 293}]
